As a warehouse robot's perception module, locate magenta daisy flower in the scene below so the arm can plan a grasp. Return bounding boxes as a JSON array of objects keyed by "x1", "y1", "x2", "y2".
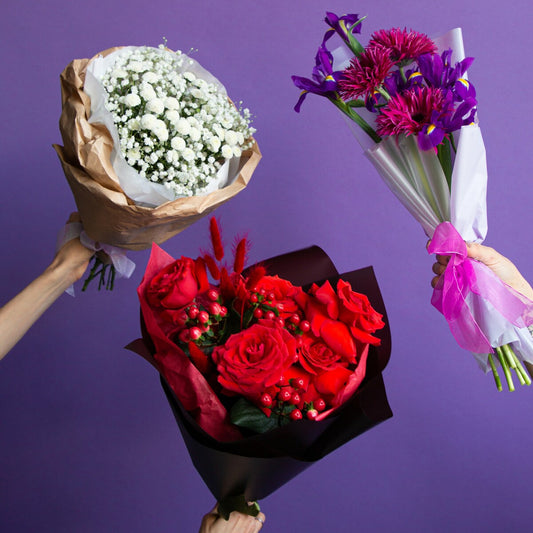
[
  {"x1": 369, "y1": 28, "x2": 437, "y2": 62},
  {"x1": 375, "y1": 87, "x2": 446, "y2": 137},
  {"x1": 339, "y1": 46, "x2": 395, "y2": 100}
]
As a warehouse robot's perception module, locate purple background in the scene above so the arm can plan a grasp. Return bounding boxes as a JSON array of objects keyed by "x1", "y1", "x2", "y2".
[{"x1": 1, "y1": 1, "x2": 532, "y2": 531}]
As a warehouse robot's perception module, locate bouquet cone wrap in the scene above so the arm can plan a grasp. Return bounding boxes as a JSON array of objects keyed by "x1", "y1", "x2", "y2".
[
  {"x1": 128, "y1": 246, "x2": 392, "y2": 502},
  {"x1": 54, "y1": 49, "x2": 261, "y2": 250}
]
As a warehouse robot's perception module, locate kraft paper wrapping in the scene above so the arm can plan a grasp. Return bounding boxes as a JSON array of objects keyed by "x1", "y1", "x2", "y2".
[{"x1": 54, "y1": 49, "x2": 261, "y2": 251}]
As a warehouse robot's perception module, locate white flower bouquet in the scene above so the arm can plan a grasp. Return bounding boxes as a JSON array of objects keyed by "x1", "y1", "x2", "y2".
[{"x1": 55, "y1": 44, "x2": 261, "y2": 251}]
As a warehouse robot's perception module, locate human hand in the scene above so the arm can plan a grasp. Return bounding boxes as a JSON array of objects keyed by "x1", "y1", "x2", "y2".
[
  {"x1": 431, "y1": 242, "x2": 533, "y2": 300},
  {"x1": 48, "y1": 213, "x2": 93, "y2": 286},
  {"x1": 199, "y1": 504, "x2": 265, "y2": 533}
]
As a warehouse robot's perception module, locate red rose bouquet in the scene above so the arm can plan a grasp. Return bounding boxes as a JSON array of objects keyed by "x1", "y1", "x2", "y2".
[{"x1": 128, "y1": 218, "x2": 392, "y2": 512}]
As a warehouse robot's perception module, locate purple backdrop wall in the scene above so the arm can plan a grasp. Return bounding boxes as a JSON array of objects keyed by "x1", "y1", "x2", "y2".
[{"x1": 1, "y1": 1, "x2": 532, "y2": 531}]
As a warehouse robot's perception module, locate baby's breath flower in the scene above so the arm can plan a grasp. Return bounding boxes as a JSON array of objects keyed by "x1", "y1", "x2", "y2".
[{"x1": 98, "y1": 45, "x2": 255, "y2": 198}]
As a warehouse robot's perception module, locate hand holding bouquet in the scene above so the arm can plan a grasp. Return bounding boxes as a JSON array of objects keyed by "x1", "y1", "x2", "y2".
[
  {"x1": 55, "y1": 43, "x2": 260, "y2": 287},
  {"x1": 293, "y1": 12, "x2": 533, "y2": 390}
]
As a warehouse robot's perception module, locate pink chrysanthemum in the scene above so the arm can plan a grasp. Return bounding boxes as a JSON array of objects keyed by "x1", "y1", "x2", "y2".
[
  {"x1": 369, "y1": 28, "x2": 437, "y2": 62},
  {"x1": 376, "y1": 87, "x2": 446, "y2": 137},
  {"x1": 339, "y1": 47, "x2": 395, "y2": 100}
]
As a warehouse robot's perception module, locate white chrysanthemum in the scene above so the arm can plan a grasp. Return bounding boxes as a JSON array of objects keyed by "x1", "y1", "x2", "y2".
[
  {"x1": 166, "y1": 110, "x2": 179, "y2": 124},
  {"x1": 171, "y1": 136, "x2": 186, "y2": 151},
  {"x1": 207, "y1": 136, "x2": 221, "y2": 152},
  {"x1": 176, "y1": 118, "x2": 191, "y2": 136},
  {"x1": 124, "y1": 93, "x2": 141, "y2": 107},
  {"x1": 143, "y1": 71, "x2": 160, "y2": 84},
  {"x1": 164, "y1": 96, "x2": 180, "y2": 110},
  {"x1": 225, "y1": 130, "x2": 239, "y2": 146},
  {"x1": 232, "y1": 146, "x2": 242, "y2": 158},
  {"x1": 153, "y1": 120, "x2": 169, "y2": 142},
  {"x1": 189, "y1": 127, "x2": 201, "y2": 142},
  {"x1": 221, "y1": 144, "x2": 233, "y2": 159},
  {"x1": 181, "y1": 147, "x2": 195, "y2": 162},
  {"x1": 140, "y1": 114, "x2": 158, "y2": 130},
  {"x1": 139, "y1": 82, "x2": 157, "y2": 101},
  {"x1": 146, "y1": 98, "x2": 165, "y2": 115}
]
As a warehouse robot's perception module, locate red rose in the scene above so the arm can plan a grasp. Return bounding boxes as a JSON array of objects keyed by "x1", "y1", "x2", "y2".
[
  {"x1": 336, "y1": 279, "x2": 385, "y2": 345},
  {"x1": 295, "y1": 282, "x2": 357, "y2": 362},
  {"x1": 146, "y1": 256, "x2": 199, "y2": 310},
  {"x1": 298, "y1": 333, "x2": 348, "y2": 375},
  {"x1": 253, "y1": 275, "x2": 300, "y2": 318},
  {"x1": 212, "y1": 320, "x2": 297, "y2": 401}
]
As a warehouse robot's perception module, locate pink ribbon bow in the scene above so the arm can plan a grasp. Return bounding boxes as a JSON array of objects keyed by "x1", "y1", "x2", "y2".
[{"x1": 428, "y1": 222, "x2": 533, "y2": 354}]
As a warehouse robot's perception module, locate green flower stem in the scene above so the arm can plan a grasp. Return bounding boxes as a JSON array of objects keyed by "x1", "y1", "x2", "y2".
[
  {"x1": 507, "y1": 345, "x2": 532, "y2": 386},
  {"x1": 496, "y1": 347, "x2": 515, "y2": 392},
  {"x1": 82, "y1": 255, "x2": 116, "y2": 291},
  {"x1": 331, "y1": 97, "x2": 382, "y2": 144},
  {"x1": 488, "y1": 353, "x2": 502, "y2": 392},
  {"x1": 406, "y1": 137, "x2": 443, "y2": 219},
  {"x1": 377, "y1": 87, "x2": 391, "y2": 102}
]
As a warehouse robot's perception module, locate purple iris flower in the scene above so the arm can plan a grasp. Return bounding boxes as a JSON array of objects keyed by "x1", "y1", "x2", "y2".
[
  {"x1": 418, "y1": 49, "x2": 476, "y2": 101},
  {"x1": 417, "y1": 90, "x2": 477, "y2": 150},
  {"x1": 323, "y1": 12, "x2": 364, "y2": 46},
  {"x1": 292, "y1": 44, "x2": 343, "y2": 112}
]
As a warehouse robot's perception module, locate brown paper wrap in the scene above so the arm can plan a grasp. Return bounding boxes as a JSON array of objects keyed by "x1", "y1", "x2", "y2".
[{"x1": 54, "y1": 48, "x2": 261, "y2": 250}]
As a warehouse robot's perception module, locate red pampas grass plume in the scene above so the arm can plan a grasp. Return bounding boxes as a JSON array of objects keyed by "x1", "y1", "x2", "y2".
[{"x1": 209, "y1": 217, "x2": 225, "y2": 261}]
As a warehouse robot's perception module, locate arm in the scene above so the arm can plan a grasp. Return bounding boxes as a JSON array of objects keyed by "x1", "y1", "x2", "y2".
[{"x1": 0, "y1": 224, "x2": 92, "y2": 361}]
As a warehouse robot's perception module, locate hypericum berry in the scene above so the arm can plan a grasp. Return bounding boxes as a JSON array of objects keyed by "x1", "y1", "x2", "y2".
[
  {"x1": 290, "y1": 409, "x2": 303, "y2": 421},
  {"x1": 278, "y1": 389, "x2": 292, "y2": 402},
  {"x1": 260, "y1": 393, "x2": 273, "y2": 407},
  {"x1": 219, "y1": 306, "x2": 228, "y2": 317},
  {"x1": 276, "y1": 302, "x2": 285, "y2": 312},
  {"x1": 249, "y1": 293, "x2": 259, "y2": 304},
  {"x1": 259, "y1": 288, "x2": 266, "y2": 296},
  {"x1": 290, "y1": 393, "x2": 301, "y2": 406},
  {"x1": 187, "y1": 306, "x2": 199, "y2": 319},
  {"x1": 207, "y1": 289, "x2": 219, "y2": 301},
  {"x1": 209, "y1": 302, "x2": 222, "y2": 316},
  {"x1": 198, "y1": 311, "x2": 210, "y2": 324},
  {"x1": 275, "y1": 317, "x2": 285, "y2": 328},
  {"x1": 300, "y1": 320, "x2": 310, "y2": 332},
  {"x1": 264, "y1": 310, "x2": 275, "y2": 320},
  {"x1": 291, "y1": 377, "x2": 305, "y2": 390},
  {"x1": 306, "y1": 409, "x2": 318, "y2": 420},
  {"x1": 267, "y1": 292, "x2": 275, "y2": 302},
  {"x1": 189, "y1": 327, "x2": 202, "y2": 340},
  {"x1": 289, "y1": 313, "x2": 300, "y2": 325},
  {"x1": 278, "y1": 375, "x2": 289, "y2": 387},
  {"x1": 253, "y1": 308, "x2": 263, "y2": 319},
  {"x1": 178, "y1": 329, "x2": 190, "y2": 343},
  {"x1": 314, "y1": 398, "x2": 326, "y2": 412}
]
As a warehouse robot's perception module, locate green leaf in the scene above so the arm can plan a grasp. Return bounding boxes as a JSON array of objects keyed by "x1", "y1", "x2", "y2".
[
  {"x1": 230, "y1": 398, "x2": 279, "y2": 433},
  {"x1": 437, "y1": 138, "x2": 453, "y2": 190}
]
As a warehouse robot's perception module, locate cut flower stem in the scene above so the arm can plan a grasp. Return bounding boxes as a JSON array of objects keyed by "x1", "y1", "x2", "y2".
[{"x1": 491, "y1": 344, "x2": 531, "y2": 392}]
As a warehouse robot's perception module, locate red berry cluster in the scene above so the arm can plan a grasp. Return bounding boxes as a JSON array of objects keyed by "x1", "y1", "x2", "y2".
[
  {"x1": 177, "y1": 289, "x2": 228, "y2": 343},
  {"x1": 259, "y1": 376, "x2": 327, "y2": 422},
  {"x1": 248, "y1": 288, "x2": 310, "y2": 334}
]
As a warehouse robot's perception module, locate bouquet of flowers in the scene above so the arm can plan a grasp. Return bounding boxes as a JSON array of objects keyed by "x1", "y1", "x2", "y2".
[
  {"x1": 128, "y1": 218, "x2": 392, "y2": 512},
  {"x1": 292, "y1": 12, "x2": 533, "y2": 391},
  {"x1": 54, "y1": 43, "x2": 260, "y2": 287}
]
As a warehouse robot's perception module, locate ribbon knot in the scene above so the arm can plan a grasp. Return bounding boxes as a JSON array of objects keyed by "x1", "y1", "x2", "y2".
[{"x1": 428, "y1": 222, "x2": 533, "y2": 354}]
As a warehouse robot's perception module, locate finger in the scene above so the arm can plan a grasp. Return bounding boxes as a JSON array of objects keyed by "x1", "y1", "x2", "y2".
[
  {"x1": 66, "y1": 212, "x2": 81, "y2": 224},
  {"x1": 435, "y1": 254, "x2": 450, "y2": 266},
  {"x1": 432, "y1": 262, "x2": 446, "y2": 275},
  {"x1": 431, "y1": 275, "x2": 441, "y2": 288},
  {"x1": 254, "y1": 512, "x2": 266, "y2": 529}
]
